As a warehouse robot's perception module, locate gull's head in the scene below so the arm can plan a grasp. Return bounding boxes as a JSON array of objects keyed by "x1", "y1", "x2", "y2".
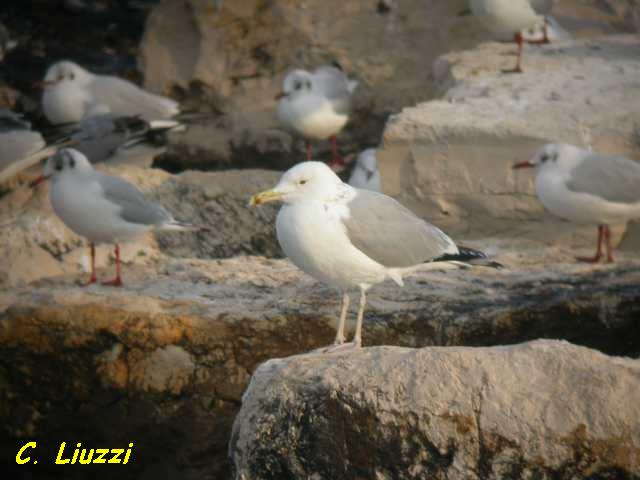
[
  {"x1": 275, "y1": 69, "x2": 313, "y2": 101},
  {"x1": 42, "y1": 61, "x2": 92, "y2": 88},
  {"x1": 513, "y1": 143, "x2": 585, "y2": 173},
  {"x1": 250, "y1": 161, "x2": 343, "y2": 206},
  {"x1": 32, "y1": 148, "x2": 92, "y2": 187}
]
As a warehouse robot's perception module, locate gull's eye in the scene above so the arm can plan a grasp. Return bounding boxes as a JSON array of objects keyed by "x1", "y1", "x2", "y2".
[
  {"x1": 69, "y1": 157, "x2": 76, "y2": 168},
  {"x1": 540, "y1": 154, "x2": 549, "y2": 163},
  {"x1": 69, "y1": 72, "x2": 75, "y2": 81},
  {"x1": 305, "y1": 80, "x2": 311, "y2": 89},
  {"x1": 57, "y1": 73, "x2": 64, "y2": 81},
  {"x1": 293, "y1": 81, "x2": 302, "y2": 90},
  {"x1": 299, "y1": 179, "x2": 308, "y2": 185},
  {"x1": 54, "y1": 160, "x2": 63, "y2": 171}
]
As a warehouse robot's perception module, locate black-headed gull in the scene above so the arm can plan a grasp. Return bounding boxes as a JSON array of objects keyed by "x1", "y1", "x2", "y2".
[
  {"x1": 276, "y1": 65, "x2": 358, "y2": 167},
  {"x1": 31, "y1": 148, "x2": 195, "y2": 286},
  {"x1": 40, "y1": 60, "x2": 180, "y2": 125},
  {"x1": 250, "y1": 161, "x2": 500, "y2": 350},
  {"x1": 514, "y1": 143, "x2": 640, "y2": 263}
]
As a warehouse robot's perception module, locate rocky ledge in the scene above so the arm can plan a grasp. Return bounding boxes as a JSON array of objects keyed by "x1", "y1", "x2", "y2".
[
  {"x1": 1, "y1": 256, "x2": 639, "y2": 478},
  {"x1": 231, "y1": 339, "x2": 640, "y2": 479}
]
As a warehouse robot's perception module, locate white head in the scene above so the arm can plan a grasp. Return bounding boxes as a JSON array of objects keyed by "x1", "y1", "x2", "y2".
[
  {"x1": 276, "y1": 69, "x2": 314, "y2": 101},
  {"x1": 513, "y1": 143, "x2": 586, "y2": 174},
  {"x1": 250, "y1": 161, "x2": 345, "y2": 206},
  {"x1": 356, "y1": 148, "x2": 377, "y2": 173},
  {"x1": 42, "y1": 61, "x2": 93, "y2": 88},
  {"x1": 42, "y1": 148, "x2": 93, "y2": 181}
]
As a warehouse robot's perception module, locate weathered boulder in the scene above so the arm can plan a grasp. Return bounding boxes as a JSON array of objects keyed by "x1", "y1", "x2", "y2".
[
  {"x1": 380, "y1": 35, "x2": 640, "y2": 246},
  {"x1": 0, "y1": 165, "x2": 280, "y2": 287},
  {"x1": 1, "y1": 256, "x2": 640, "y2": 478},
  {"x1": 231, "y1": 340, "x2": 640, "y2": 479}
]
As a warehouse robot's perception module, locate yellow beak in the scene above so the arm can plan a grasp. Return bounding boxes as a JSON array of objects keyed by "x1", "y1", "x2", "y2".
[{"x1": 249, "y1": 189, "x2": 283, "y2": 206}]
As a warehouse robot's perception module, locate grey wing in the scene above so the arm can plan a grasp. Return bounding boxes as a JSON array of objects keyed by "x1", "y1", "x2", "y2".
[
  {"x1": 312, "y1": 66, "x2": 356, "y2": 114},
  {"x1": 73, "y1": 114, "x2": 151, "y2": 163},
  {"x1": 342, "y1": 189, "x2": 457, "y2": 268},
  {"x1": 566, "y1": 154, "x2": 640, "y2": 204},
  {"x1": 0, "y1": 130, "x2": 46, "y2": 170},
  {"x1": 98, "y1": 172, "x2": 172, "y2": 226},
  {"x1": 87, "y1": 75, "x2": 179, "y2": 120},
  {"x1": 529, "y1": 0, "x2": 554, "y2": 15}
]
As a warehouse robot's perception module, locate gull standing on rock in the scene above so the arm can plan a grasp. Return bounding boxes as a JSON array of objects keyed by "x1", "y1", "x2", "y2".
[
  {"x1": 31, "y1": 148, "x2": 195, "y2": 286},
  {"x1": 40, "y1": 60, "x2": 180, "y2": 125},
  {"x1": 469, "y1": 0, "x2": 558, "y2": 73},
  {"x1": 276, "y1": 65, "x2": 358, "y2": 167},
  {"x1": 250, "y1": 161, "x2": 500, "y2": 350},
  {"x1": 513, "y1": 143, "x2": 640, "y2": 263}
]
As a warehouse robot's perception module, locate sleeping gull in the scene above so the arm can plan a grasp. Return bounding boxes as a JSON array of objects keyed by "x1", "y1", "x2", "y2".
[
  {"x1": 513, "y1": 143, "x2": 640, "y2": 263},
  {"x1": 0, "y1": 109, "x2": 70, "y2": 183},
  {"x1": 31, "y1": 148, "x2": 195, "y2": 286},
  {"x1": 348, "y1": 148, "x2": 380, "y2": 192},
  {"x1": 250, "y1": 161, "x2": 500, "y2": 350},
  {"x1": 469, "y1": 0, "x2": 561, "y2": 73},
  {"x1": 276, "y1": 65, "x2": 358, "y2": 167},
  {"x1": 40, "y1": 60, "x2": 180, "y2": 125}
]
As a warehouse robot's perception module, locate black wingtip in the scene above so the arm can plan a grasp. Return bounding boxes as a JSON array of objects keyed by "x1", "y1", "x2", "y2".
[{"x1": 432, "y1": 246, "x2": 503, "y2": 269}]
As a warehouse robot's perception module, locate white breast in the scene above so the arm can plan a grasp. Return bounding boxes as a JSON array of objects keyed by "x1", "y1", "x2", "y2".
[
  {"x1": 535, "y1": 170, "x2": 640, "y2": 225},
  {"x1": 470, "y1": 0, "x2": 541, "y2": 40},
  {"x1": 276, "y1": 202, "x2": 387, "y2": 290},
  {"x1": 43, "y1": 84, "x2": 91, "y2": 124},
  {"x1": 277, "y1": 94, "x2": 348, "y2": 140},
  {"x1": 50, "y1": 175, "x2": 150, "y2": 244}
]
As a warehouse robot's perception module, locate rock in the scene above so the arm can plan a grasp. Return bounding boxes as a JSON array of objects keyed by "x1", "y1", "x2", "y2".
[
  {"x1": 1, "y1": 256, "x2": 640, "y2": 478},
  {"x1": 380, "y1": 35, "x2": 640, "y2": 247},
  {"x1": 0, "y1": 165, "x2": 280, "y2": 288},
  {"x1": 231, "y1": 340, "x2": 640, "y2": 479}
]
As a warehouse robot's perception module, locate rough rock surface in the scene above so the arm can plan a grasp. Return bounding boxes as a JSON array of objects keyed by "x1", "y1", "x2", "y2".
[
  {"x1": 231, "y1": 340, "x2": 640, "y2": 480},
  {"x1": 1, "y1": 256, "x2": 640, "y2": 478},
  {"x1": 380, "y1": 35, "x2": 640, "y2": 244},
  {"x1": 0, "y1": 165, "x2": 280, "y2": 287}
]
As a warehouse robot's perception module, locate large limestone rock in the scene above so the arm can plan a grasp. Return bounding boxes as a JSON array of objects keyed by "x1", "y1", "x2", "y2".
[
  {"x1": 380, "y1": 35, "x2": 640, "y2": 247},
  {"x1": 1, "y1": 257, "x2": 640, "y2": 478},
  {"x1": 231, "y1": 340, "x2": 640, "y2": 479}
]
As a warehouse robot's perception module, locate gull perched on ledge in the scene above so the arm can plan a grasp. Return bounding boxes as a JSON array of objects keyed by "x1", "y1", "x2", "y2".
[{"x1": 250, "y1": 161, "x2": 500, "y2": 350}]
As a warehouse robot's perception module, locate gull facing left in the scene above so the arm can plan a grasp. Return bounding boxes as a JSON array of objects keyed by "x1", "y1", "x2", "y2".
[
  {"x1": 40, "y1": 60, "x2": 180, "y2": 125},
  {"x1": 250, "y1": 161, "x2": 499, "y2": 349},
  {"x1": 32, "y1": 148, "x2": 194, "y2": 286},
  {"x1": 514, "y1": 143, "x2": 640, "y2": 263}
]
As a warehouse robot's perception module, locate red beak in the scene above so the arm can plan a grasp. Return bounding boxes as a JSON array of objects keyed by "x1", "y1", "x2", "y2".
[
  {"x1": 29, "y1": 174, "x2": 50, "y2": 188},
  {"x1": 512, "y1": 161, "x2": 534, "y2": 169},
  {"x1": 274, "y1": 91, "x2": 286, "y2": 100}
]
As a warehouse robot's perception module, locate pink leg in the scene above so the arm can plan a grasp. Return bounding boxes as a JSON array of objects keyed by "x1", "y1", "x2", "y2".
[
  {"x1": 527, "y1": 17, "x2": 551, "y2": 45},
  {"x1": 306, "y1": 141, "x2": 313, "y2": 161},
  {"x1": 85, "y1": 242, "x2": 97, "y2": 285},
  {"x1": 576, "y1": 225, "x2": 604, "y2": 263},
  {"x1": 603, "y1": 225, "x2": 615, "y2": 263},
  {"x1": 503, "y1": 33, "x2": 524, "y2": 74},
  {"x1": 328, "y1": 135, "x2": 345, "y2": 168},
  {"x1": 102, "y1": 244, "x2": 123, "y2": 287}
]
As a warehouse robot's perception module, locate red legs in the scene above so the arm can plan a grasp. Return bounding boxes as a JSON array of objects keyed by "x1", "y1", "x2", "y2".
[
  {"x1": 603, "y1": 225, "x2": 615, "y2": 263},
  {"x1": 503, "y1": 33, "x2": 524, "y2": 74},
  {"x1": 328, "y1": 135, "x2": 345, "y2": 168},
  {"x1": 503, "y1": 20, "x2": 551, "y2": 74},
  {"x1": 102, "y1": 243, "x2": 123, "y2": 287},
  {"x1": 305, "y1": 140, "x2": 313, "y2": 161},
  {"x1": 576, "y1": 225, "x2": 606, "y2": 263},
  {"x1": 85, "y1": 242, "x2": 97, "y2": 285}
]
